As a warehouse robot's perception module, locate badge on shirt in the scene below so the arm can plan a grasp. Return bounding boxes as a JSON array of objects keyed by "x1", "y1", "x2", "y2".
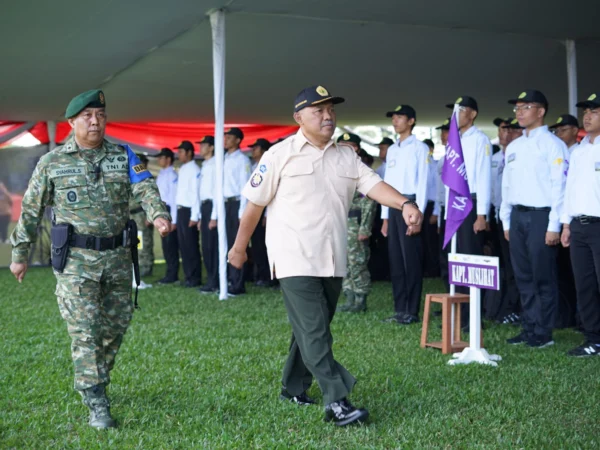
[
  {"x1": 553, "y1": 158, "x2": 564, "y2": 166},
  {"x1": 595, "y1": 162, "x2": 600, "y2": 172},
  {"x1": 388, "y1": 159, "x2": 397, "y2": 168},
  {"x1": 507, "y1": 153, "x2": 516, "y2": 164},
  {"x1": 485, "y1": 144, "x2": 490, "y2": 156},
  {"x1": 491, "y1": 161, "x2": 498, "y2": 168},
  {"x1": 259, "y1": 164, "x2": 267, "y2": 173},
  {"x1": 250, "y1": 173, "x2": 263, "y2": 187}
]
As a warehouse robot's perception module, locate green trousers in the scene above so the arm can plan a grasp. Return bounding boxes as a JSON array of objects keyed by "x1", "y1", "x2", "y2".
[{"x1": 279, "y1": 276, "x2": 356, "y2": 405}]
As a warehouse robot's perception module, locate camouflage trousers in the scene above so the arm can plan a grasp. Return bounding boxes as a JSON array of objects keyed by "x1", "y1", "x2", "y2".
[
  {"x1": 342, "y1": 219, "x2": 372, "y2": 295},
  {"x1": 132, "y1": 210, "x2": 154, "y2": 276},
  {"x1": 54, "y1": 246, "x2": 133, "y2": 391}
]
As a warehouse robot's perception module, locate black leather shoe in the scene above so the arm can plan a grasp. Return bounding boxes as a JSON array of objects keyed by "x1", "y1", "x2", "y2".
[
  {"x1": 227, "y1": 288, "x2": 246, "y2": 297},
  {"x1": 324, "y1": 398, "x2": 369, "y2": 427},
  {"x1": 381, "y1": 313, "x2": 407, "y2": 323},
  {"x1": 399, "y1": 314, "x2": 419, "y2": 325},
  {"x1": 279, "y1": 389, "x2": 316, "y2": 406},
  {"x1": 158, "y1": 277, "x2": 178, "y2": 285},
  {"x1": 255, "y1": 280, "x2": 274, "y2": 288},
  {"x1": 198, "y1": 285, "x2": 218, "y2": 294},
  {"x1": 184, "y1": 281, "x2": 201, "y2": 288}
]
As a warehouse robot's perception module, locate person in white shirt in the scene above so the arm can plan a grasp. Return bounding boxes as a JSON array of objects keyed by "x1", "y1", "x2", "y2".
[
  {"x1": 155, "y1": 148, "x2": 180, "y2": 284},
  {"x1": 381, "y1": 105, "x2": 429, "y2": 325},
  {"x1": 444, "y1": 96, "x2": 492, "y2": 330},
  {"x1": 248, "y1": 138, "x2": 272, "y2": 287},
  {"x1": 549, "y1": 114, "x2": 580, "y2": 157},
  {"x1": 423, "y1": 139, "x2": 440, "y2": 278},
  {"x1": 561, "y1": 92, "x2": 600, "y2": 357},
  {"x1": 434, "y1": 118, "x2": 450, "y2": 292},
  {"x1": 501, "y1": 89, "x2": 568, "y2": 348},
  {"x1": 174, "y1": 140, "x2": 202, "y2": 288},
  {"x1": 489, "y1": 118, "x2": 522, "y2": 324},
  {"x1": 196, "y1": 136, "x2": 219, "y2": 294},
  {"x1": 375, "y1": 137, "x2": 392, "y2": 180},
  {"x1": 223, "y1": 128, "x2": 252, "y2": 296}
]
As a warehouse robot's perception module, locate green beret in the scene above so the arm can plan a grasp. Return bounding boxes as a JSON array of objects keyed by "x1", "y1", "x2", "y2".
[{"x1": 65, "y1": 89, "x2": 106, "y2": 118}]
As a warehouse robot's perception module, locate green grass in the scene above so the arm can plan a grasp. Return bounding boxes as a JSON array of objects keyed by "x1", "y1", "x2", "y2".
[{"x1": 1, "y1": 266, "x2": 599, "y2": 449}]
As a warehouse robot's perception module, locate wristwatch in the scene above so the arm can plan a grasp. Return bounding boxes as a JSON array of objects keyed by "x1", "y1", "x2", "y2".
[{"x1": 401, "y1": 200, "x2": 419, "y2": 211}]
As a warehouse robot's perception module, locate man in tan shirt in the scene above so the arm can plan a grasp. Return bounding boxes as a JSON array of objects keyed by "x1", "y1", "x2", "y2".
[{"x1": 228, "y1": 85, "x2": 423, "y2": 427}]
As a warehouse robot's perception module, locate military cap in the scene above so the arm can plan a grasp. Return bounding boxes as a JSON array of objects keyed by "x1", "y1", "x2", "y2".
[
  {"x1": 385, "y1": 105, "x2": 416, "y2": 119},
  {"x1": 174, "y1": 140, "x2": 195, "y2": 152},
  {"x1": 549, "y1": 114, "x2": 579, "y2": 129},
  {"x1": 435, "y1": 118, "x2": 451, "y2": 130},
  {"x1": 196, "y1": 136, "x2": 215, "y2": 145},
  {"x1": 446, "y1": 96, "x2": 478, "y2": 112},
  {"x1": 377, "y1": 137, "x2": 394, "y2": 146},
  {"x1": 225, "y1": 127, "x2": 244, "y2": 141},
  {"x1": 493, "y1": 117, "x2": 514, "y2": 127},
  {"x1": 506, "y1": 118, "x2": 524, "y2": 130},
  {"x1": 337, "y1": 132, "x2": 362, "y2": 146},
  {"x1": 65, "y1": 89, "x2": 106, "y2": 118},
  {"x1": 155, "y1": 148, "x2": 175, "y2": 159},
  {"x1": 294, "y1": 85, "x2": 344, "y2": 112},
  {"x1": 576, "y1": 92, "x2": 600, "y2": 110},
  {"x1": 248, "y1": 138, "x2": 271, "y2": 150},
  {"x1": 508, "y1": 89, "x2": 548, "y2": 109}
]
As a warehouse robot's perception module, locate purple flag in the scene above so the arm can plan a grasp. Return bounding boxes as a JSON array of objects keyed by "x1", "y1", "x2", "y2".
[{"x1": 441, "y1": 108, "x2": 473, "y2": 249}]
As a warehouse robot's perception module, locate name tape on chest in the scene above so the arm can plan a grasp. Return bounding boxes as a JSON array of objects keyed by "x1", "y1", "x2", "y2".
[
  {"x1": 50, "y1": 167, "x2": 85, "y2": 178},
  {"x1": 507, "y1": 153, "x2": 516, "y2": 164}
]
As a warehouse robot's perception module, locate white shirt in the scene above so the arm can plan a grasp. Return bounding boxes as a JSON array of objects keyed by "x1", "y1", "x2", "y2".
[
  {"x1": 568, "y1": 143, "x2": 579, "y2": 157},
  {"x1": 382, "y1": 135, "x2": 429, "y2": 218},
  {"x1": 500, "y1": 125, "x2": 568, "y2": 232},
  {"x1": 490, "y1": 150, "x2": 505, "y2": 219},
  {"x1": 426, "y1": 152, "x2": 438, "y2": 206},
  {"x1": 456, "y1": 125, "x2": 493, "y2": 216},
  {"x1": 561, "y1": 135, "x2": 600, "y2": 223},
  {"x1": 156, "y1": 165, "x2": 178, "y2": 224},
  {"x1": 199, "y1": 157, "x2": 217, "y2": 221},
  {"x1": 224, "y1": 149, "x2": 251, "y2": 218},
  {"x1": 175, "y1": 160, "x2": 201, "y2": 223},
  {"x1": 375, "y1": 162, "x2": 386, "y2": 179},
  {"x1": 436, "y1": 156, "x2": 445, "y2": 209}
]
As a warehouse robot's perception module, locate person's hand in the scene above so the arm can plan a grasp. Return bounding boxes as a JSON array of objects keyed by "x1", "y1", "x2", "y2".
[
  {"x1": 381, "y1": 219, "x2": 388, "y2": 237},
  {"x1": 546, "y1": 231, "x2": 560, "y2": 246},
  {"x1": 402, "y1": 203, "x2": 423, "y2": 227},
  {"x1": 561, "y1": 226, "x2": 571, "y2": 248},
  {"x1": 154, "y1": 217, "x2": 172, "y2": 237},
  {"x1": 473, "y1": 216, "x2": 487, "y2": 234},
  {"x1": 228, "y1": 246, "x2": 247, "y2": 269},
  {"x1": 358, "y1": 234, "x2": 369, "y2": 241},
  {"x1": 209, "y1": 220, "x2": 217, "y2": 230},
  {"x1": 407, "y1": 223, "x2": 422, "y2": 236},
  {"x1": 504, "y1": 230, "x2": 510, "y2": 242},
  {"x1": 145, "y1": 220, "x2": 152, "y2": 228},
  {"x1": 10, "y1": 262, "x2": 28, "y2": 283},
  {"x1": 429, "y1": 214, "x2": 438, "y2": 225},
  {"x1": 189, "y1": 220, "x2": 198, "y2": 228}
]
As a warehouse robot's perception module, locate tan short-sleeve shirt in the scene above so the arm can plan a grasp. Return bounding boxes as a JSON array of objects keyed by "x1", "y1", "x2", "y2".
[{"x1": 242, "y1": 130, "x2": 382, "y2": 279}]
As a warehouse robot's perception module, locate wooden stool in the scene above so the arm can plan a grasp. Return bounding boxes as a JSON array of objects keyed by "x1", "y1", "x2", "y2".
[{"x1": 420, "y1": 293, "x2": 483, "y2": 354}]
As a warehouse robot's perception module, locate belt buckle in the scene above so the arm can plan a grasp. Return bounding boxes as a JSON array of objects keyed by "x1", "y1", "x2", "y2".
[{"x1": 580, "y1": 216, "x2": 589, "y2": 225}]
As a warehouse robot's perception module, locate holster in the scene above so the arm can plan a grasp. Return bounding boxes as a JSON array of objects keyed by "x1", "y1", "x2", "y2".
[{"x1": 50, "y1": 223, "x2": 73, "y2": 272}]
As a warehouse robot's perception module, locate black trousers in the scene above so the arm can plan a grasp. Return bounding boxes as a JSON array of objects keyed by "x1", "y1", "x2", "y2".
[
  {"x1": 201, "y1": 201, "x2": 219, "y2": 289},
  {"x1": 388, "y1": 208, "x2": 423, "y2": 317},
  {"x1": 422, "y1": 201, "x2": 440, "y2": 277},
  {"x1": 369, "y1": 204, "x2": 390, "y2": 281},
  {"x1": 509, "y1": 209, "x2": 558, "y2": 339},
  {"x1": 0, "y1": 214, "x2": 9, "y2": 241},
  {"x1": 226, "y1": 199, "x2": 245, "y2": 292},
  {"x1": 251, "y1": 210, "x2": 270, "y2": 282},
  {"x1": 176, "y1": 207, "x2": 202, "y2": 285},
  {"x1": 492, "y1": 220, "x2": 521, "y2": 319},
  {"x1": 439, "y1": 206, "x2": 450, "y2": 293},
  {"x1": 570, "y1": 219, "x2": 600, "y2": 343},
  {"x1": 161, "y1": 206, "x2": 180, "y2": 281}
]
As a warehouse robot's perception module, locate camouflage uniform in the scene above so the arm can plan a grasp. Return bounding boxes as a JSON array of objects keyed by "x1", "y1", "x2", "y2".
[
  {"x1": 129, "y1": 198, "x2": 154, "y2": 277},
  {"x1": 341, "y1": 191, "x2": 376, "y2": 311},
  {"x1": 11, "y1": 136, "x2": 169, "y2": 391}
]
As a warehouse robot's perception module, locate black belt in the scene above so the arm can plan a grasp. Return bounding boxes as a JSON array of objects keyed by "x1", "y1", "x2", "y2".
[
  {"x1": 225, "y1": 196, "x2": 240, "y2": 203},
  {"x1": 514, "y1": 205, "x2": 551, "y2": 212},
  {"x1": 574, "y1": 215, "x2": 600, "y2": 225},
  {"x1": 202, "y1": 199, "x2": 213, "y2": 205},
  {"x1": 129, "y1": 207, "x2": 144, "y2": 215},
  {"x1": 70, "y1": 230, "x2": 129, "y2": 251},
  {"x1": 177, "y1": 206, "x2": 190, "y2": 210}
]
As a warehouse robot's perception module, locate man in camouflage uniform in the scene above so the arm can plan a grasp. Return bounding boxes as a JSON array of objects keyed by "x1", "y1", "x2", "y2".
[
  {"x1": 9, "y1": 89, "x2": 171, "y2": 429},
  {"x1": 129, "y1": 154, "x2": 154, "y2": 277}
]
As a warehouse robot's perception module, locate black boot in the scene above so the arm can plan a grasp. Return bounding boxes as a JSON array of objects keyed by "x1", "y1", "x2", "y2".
[
  {"x1": 81, "y1": 384, "x2": 116, "y2": 429},
  {"x1": 324, "y1": 398, "x2": 369, "y2": 426},
  {"x1": 348, "y1": 294, "x2": 367, "y2": 313}
]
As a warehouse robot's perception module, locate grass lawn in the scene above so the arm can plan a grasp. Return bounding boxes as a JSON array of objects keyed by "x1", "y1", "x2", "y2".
[{"x1": 1, "y1": 265, "x2": 599, "y2": 449}]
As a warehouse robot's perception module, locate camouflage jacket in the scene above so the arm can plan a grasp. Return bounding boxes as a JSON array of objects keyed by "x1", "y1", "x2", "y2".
[
  {"x1": 11, "y1": 137, "x2": 169, "y2": 263},
  {"x1": 348, "y1": 191, "x2": 376, "y2": 237}
]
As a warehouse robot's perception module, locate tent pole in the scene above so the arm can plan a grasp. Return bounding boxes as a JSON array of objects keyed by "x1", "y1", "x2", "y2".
[
  {"x1": 566, "y1": 40, "x2": 578, "y2": 118},
  {"x1": 209, "y1": 9, "x2": 229, "y2": 300}
]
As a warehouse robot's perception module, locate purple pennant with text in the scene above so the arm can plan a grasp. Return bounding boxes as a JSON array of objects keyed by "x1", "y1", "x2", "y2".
[{"x1": 441, "y1": 108, "x2": 473, "y2": 249}]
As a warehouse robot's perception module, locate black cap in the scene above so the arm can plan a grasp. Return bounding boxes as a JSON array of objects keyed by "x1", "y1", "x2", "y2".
[
  {"x1": 377, "y1": 137, "x2": 394, "y2": 146},
  {"x1": 337, "y1": 132, "x2": 362, "y2": 146},
  {"x1": 508, "y1": 89, "x2": 548, "y2": 108},
  {"x1": 174, "y1": 140, "x2": 194, "y2": 152},
  {"x1": 435, "y1": 118, "x2": 451, "y2": 130},
  {"x1": 423, "y1": 139, "x2": 435, "y2": 149},
  {"x1": 249, "y1": 138, "x2": 271, "y2": 150},
  {"x1": 576, "y1": 92, "x2": 600, "y2": 110},
  {"x1": 294, "y1": 85, "x2": 345, "y2": 113},
  {"x1": 225, "y1": 127, "x2": 244, "y2": 141},
  {"x1": 156, "y1": 148, "x2": 175, "y2": 159},
  {"x1": 549, "y1": 114, "x2": 579, "y2": 129},
  {"x1": 493, "y1": 117, "x2": 514, "y2": 127},
  {"x1": 196, "y1": 136, "x2": 215, "y2": 145},
  {"x1": 136, "y1": 153, "x2": 149, "y2": 164},
  {"x1": 446, "y1": 96, "x2": 478, "y2": 112},
  {"x1": 385, "y1": 105, "x2": 416, "y2": 119},
  {"x1": 506, "y1": 118, "x2": 524, "y2": 130}
]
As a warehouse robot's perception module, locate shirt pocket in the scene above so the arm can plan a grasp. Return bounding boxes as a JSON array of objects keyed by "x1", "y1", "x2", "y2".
[
  {"x1": 104, "y1": 172, "x2": 130, "y2": 204},
  {"x1": 333, "y1": 164, "x2": 358, "y2": 200},
  {"x1": 52, "y1": 175, "x2": 91, "y2": 210},
  {"x1": 280, "y1": 161, "x2": 316, "y2": 198}
]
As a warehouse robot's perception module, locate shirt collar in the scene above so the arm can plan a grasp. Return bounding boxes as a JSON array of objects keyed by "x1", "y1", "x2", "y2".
[
  {"x1": 293, "y1": 129, "x2": 335, "y2": 153},
  {"x1": 523, "y1": 125, "x2": 549, "y2": 139},
  {"x1": 397, "y1": 134, "x2": 416, "y2": 147},
  {"x1": 225, "y1": 149, "x2": 241, "y2": 158},
  {"x1": 461, "y1": 126, "x2": 478, "y2": 138}
]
